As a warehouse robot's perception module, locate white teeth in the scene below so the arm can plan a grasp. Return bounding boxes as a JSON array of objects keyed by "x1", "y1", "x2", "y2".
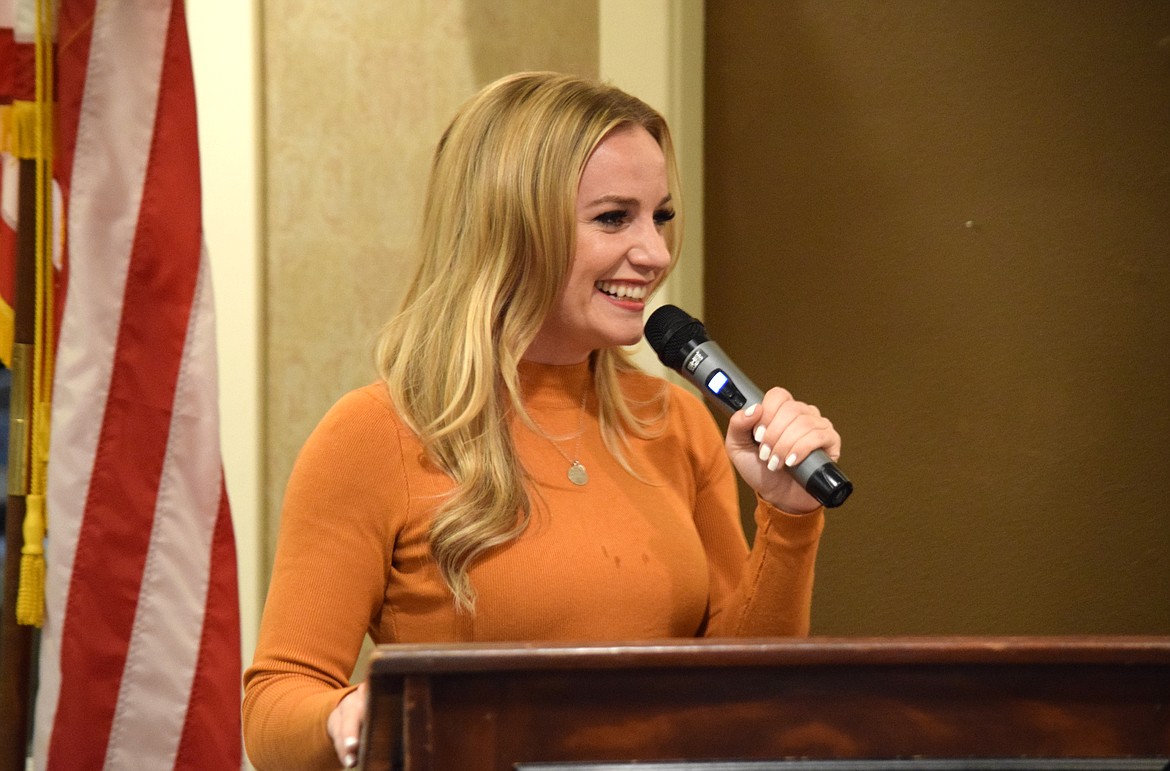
[{"x1": 595, "y1": 281, "x2": 648, "y2": 300}]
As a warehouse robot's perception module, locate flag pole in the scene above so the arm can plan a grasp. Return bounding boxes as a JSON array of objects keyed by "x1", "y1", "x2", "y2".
[{"x1": 0, "y1": 155, "x2": 38, "y2": 771}]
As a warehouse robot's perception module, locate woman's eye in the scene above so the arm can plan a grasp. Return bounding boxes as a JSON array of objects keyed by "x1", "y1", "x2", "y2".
[
  {"x1": 595, "y1": 210, "x2": 629, "y2": 228},
  {"x1": 654, "y1": 209, "x2": 677, "y2": 227}
]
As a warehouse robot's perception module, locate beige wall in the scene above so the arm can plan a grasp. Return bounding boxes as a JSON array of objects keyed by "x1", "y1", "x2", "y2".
[
  {"x1": 705, "y1": 1, "x2": 1170, "y2": 635},
  {"x1": 261, "y1": 2, "x2": 599, "y2": 573}
]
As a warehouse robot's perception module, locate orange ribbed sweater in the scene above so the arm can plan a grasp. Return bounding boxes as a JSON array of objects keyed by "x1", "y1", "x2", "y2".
[{"x1": 243, "y1": 360, "x2": 824, "y2": 769}]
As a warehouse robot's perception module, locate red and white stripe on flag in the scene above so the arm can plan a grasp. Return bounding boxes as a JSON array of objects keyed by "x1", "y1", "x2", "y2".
[
  {"x1": 0, "y1": 0, "x2": 34, "y2": 361},
  {"x1": 32, "y1": 1, "x2": 242, "y2": 768}
]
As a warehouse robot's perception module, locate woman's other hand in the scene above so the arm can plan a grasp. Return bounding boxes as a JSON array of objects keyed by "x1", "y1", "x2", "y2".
[{"x1": 326, "y1": 681, "x2": 367, "y2": 768}]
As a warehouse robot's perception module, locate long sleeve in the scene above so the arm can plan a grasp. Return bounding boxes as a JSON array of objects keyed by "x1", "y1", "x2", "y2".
[
  {"x1": 671, "y1": 384, "x2": 825, "y2": 637},
  {"x1": 705, "y1": 496, "x2": 824, "y2": 636},
  {"x1": 243, "y1": 387, "x2": 407, "y2": 770}
]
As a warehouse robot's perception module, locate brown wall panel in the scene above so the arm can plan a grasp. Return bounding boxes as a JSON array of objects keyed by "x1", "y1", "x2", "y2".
[{"x1": 705, "y1": 1, "x2": 1170, "y2": 634}]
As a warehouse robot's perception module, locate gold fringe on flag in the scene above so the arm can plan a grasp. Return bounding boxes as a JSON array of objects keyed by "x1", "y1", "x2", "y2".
[{"x1": 8, "y1": 100, "x2": 44, "y2": 158}]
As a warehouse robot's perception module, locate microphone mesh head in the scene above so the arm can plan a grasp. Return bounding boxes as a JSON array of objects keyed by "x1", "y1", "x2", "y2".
[{"x1": 644, "y1": 304, "x2": 708, "y2": 370}]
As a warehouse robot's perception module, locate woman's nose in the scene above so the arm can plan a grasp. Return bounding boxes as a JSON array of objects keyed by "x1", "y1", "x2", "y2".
[{"x1": 627, "y1": 222, "x2": 671, "y2": 270}]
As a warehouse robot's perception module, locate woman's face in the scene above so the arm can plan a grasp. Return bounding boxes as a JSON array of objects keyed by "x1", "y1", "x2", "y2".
[{"x1": 525, "y1": 125, "x2": 674, "y2": 365}]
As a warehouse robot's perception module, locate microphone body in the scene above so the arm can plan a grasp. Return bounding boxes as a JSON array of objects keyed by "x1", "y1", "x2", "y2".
[{"x1": 645, "y1": 305, "x2": 853, "y2": 508}]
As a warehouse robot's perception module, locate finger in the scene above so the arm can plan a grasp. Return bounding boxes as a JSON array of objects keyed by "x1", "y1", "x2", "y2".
[
  {"x1": 327, "y1": 706, "x2": 350, "y2": 767},
  {"x1": 727, "y1": 398, "x2": 772, "y2": 450},
  {"x1": 760, "y1": 413, "x2": 820, "y2": 470},
  {"x1": 739, "y1": 388, "x2": 789, "y2": 447},
  {"x1": 752, "y1": 394, "x2": 813, "y2": 464},
  {"x1": 773, "y1": 418, "x2": 840, "y2": 472},
  {"x1": 341, "y1": 736, "x2": 360, "y2": 769},
  {"x1": 758, "y1": 387, "x2": 795, "y2": 423},
  {"x1": 727, "y1": 400, "x2": 759, "y2": 439},
  {"x1": 328, "y1": 684, "x2": 367, "y2": 768},
  {"x1": 344, "y1": 683, "x2": 369, "y2": 767}
]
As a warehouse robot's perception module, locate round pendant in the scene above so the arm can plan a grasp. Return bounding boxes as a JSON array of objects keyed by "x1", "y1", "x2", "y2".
[{"x1": 567, "y1": 461, "x2": 588, "y2": 486}]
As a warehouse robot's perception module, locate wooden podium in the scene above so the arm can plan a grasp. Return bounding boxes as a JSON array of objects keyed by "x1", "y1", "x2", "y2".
[{"x1": 361, "y1": 637, "x2": 1170, "y2": 770}]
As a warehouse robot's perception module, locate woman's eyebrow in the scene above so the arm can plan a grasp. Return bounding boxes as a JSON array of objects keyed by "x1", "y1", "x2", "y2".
[{"x1": 582, "y1": 194, "x2": 673, "y2": 208}]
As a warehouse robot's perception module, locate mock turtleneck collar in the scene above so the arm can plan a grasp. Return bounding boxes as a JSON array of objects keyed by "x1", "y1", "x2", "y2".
[{"x1": 517, "y1": 358, "x2": 593, "y2": 408}]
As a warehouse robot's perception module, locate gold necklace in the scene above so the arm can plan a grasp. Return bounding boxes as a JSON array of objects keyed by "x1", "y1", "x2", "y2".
[{"x1": 530, "y1": 384, "x2": 590, "y2": 486}]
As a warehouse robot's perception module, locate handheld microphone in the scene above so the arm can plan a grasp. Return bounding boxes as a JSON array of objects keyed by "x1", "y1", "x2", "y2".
[{"x1": 644, "y1": 304, "x2": 853, "y2": 508}]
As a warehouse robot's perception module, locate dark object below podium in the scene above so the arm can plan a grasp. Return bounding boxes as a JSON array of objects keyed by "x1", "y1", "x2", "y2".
[{"x1": 361, "y1": 637, "x2": 1170, "y2": 771}]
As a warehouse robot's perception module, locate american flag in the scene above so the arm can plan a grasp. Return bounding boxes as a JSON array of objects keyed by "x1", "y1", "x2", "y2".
[
  {"x1": 0, "y1": 0, "x2": 31, "y2": 351},
  {"x1": 0, "y1": 0, "x2": 242, "y2": 767}
]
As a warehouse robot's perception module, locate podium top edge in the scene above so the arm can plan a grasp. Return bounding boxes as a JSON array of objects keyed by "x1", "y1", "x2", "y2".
[{"x1": 365, "y1": 636, "x2": 1170, "y2": 676}]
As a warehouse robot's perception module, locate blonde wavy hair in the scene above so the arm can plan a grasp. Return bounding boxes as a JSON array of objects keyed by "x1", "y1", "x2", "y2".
[{"x1": 375, "y1": 72, "x2": 682, "y2": 611}]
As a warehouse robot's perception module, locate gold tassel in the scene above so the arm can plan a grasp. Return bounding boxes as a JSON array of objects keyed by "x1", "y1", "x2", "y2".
[{"x1": 16, "y1": 494, "x2": 46, "y2": 627}]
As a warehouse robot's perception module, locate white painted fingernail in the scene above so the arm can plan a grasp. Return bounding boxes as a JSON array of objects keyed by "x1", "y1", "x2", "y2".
[
  {"x1": 758, "y1": 443, "x2": 772, "y2": 462},
  {"x1": 767, "y1": 454, "x2": 781, "y2": 472},
  {"x1": 785, "y1": 453, "x2": 798, "y2": 467},
  {"x1": 744, "y1": 403, "x2": 758, "y2": 417},
  {"x1": 753, "y1": 425, "x2": 765, "y2": 443},
  {"x1": 344, "y1": 737, "x2": 359, "y2": 750},
  {"x1": 343, "y1": 752, "x2": 357, "y2": 768}
]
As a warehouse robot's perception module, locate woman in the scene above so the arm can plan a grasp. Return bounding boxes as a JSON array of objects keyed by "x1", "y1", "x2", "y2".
[{"x1": 242, "y1": 71, "x2": 840, "y2": 770}]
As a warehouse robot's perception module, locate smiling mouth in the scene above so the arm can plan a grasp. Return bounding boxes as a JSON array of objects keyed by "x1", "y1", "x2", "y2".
[{"x1": 595, "y1": 280, "x2": 649, "y2": 301}]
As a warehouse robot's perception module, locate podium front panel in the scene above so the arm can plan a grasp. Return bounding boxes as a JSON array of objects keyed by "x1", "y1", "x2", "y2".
[{"x1": 362, "y1": 637, "x2": 1170, "y2": 771}]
